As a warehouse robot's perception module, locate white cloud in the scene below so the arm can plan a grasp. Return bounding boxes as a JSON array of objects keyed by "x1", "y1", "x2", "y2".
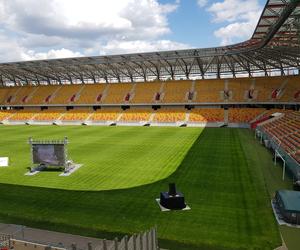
[
  {"x1": 20, "y1": 34, "x2": 67, "y2": 49},
  {"x1": 99, "y1": 40, "x2": 190, "y2": 55},
  {"x1": 208, "y1": 0, "x2": 260, "y2": 23},
  {"x1": 0, "y1": 0, "x2": 186, "y2": 62},
  {"x1": 0, "y1": 31, "x2": 82, "y2": 62},
  {"x1": 214, "y1": 21, "x2": 257, "y2": 45},
  {"x1": 205, "y1": 0, "x2": 262, "y2": 45},
  {"x1": 22, "y1": 48, "x2": 83, "y2": 61},
  {"x1": 0, "y1": 33, "x2": 26, "y2": 62},
  {"x1": 197, "y1": 0, "x2": 207, "y2": 7},
  {"x1": 1, "y1": 0, "x2": 179, "y2": 40}
]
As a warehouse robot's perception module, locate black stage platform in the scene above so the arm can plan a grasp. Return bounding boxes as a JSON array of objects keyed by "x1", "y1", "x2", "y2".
[{"x1": 159, "y1": 183, "x2": 186, "y2": 210}]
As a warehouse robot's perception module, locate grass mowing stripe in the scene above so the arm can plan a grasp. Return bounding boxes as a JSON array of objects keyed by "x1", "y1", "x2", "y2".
[
  {"x1": 0, "y1": 126, "x2": 200, "y2": 190},
  {"x1": 0, "y1": 128, "x2": 280, "y2": 250},
  {"x1": 237, "y1": 129, "x2": 300, "y2": 250}
]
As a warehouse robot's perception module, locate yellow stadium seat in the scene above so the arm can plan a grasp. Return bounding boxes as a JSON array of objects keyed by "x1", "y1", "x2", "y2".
[
  {"x1": 228, "y1": 108, "x2": 266, "y2": 123},
  {"x1": 189, "y1": 108, "x2": 224, "y2": 122},
  {"x1": 132, "y1": 82, "x2": 162, "y2": 103},
  {"x1": 162, "y1": 80, "x2": 192, "y2": 103},
  {"x1": 61, "y1": 109, "x2": 92, "y2": 121},
  {"x1": 89, "y1": 108, "x2": 121, "y2": 121},
  {"x1": 120, "y1": 108, "x2": 152, "y2": 122},
  {"x1": 153, "y1": 109, "x2": 186, "y2": 122}
]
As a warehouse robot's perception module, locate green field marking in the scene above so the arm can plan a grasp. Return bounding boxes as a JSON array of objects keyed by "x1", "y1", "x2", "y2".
[
  {"x1": 0, "y1": 126, "x2": 201, "y2": 190},
  {"x1": 0, "y1": 127, "x2": 281, "y2": 250},
  {"x1": 241, "y1": 129, "x2": 300, "y2": 250}
]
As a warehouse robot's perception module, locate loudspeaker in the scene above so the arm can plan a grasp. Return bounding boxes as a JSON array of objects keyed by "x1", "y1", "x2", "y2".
[{"x1": 168, "y1": 183, "x2": 177, "y2": 196}]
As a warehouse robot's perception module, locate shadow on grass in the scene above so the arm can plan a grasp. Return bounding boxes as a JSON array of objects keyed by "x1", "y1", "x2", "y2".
[{"x1": 0, "y1": 128, "x2": 277, "y2": 250}]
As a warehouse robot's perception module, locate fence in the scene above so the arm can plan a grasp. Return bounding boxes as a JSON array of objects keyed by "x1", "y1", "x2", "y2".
[
  {"x1": 0, "y1": 233, "x2": 11, "y2": 248},
  {"x1": 72, "y1": 227, "x2": 159, "y2": 250},
  {"x1": 255, "y1": 127, "x2": 300, "y2": 180},
  {"x1": 11, "y1": 239, "x2": 66, "y2": 250},
  {"x1": 3, "y1": 227, "x2": 159, "y2": 250}
]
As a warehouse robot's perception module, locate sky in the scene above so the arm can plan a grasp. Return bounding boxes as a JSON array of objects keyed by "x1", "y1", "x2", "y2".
[{"x1": 0, "y1": 0, "x2": 265, "y2": 63}]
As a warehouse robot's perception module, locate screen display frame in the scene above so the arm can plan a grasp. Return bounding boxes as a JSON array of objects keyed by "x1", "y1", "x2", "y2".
[{"x1": 32, "y1": 143, "x2": 66, "y2": 166}]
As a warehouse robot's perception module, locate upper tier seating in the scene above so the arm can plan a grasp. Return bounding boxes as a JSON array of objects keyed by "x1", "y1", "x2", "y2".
[
  {"x1": 131, "y1": 82, "x2": 162, "y2": 103},
  {"x1": 0, "y1": 76, "x2": 299, "y2": 106},
  {"x1": 103, "y1": 83, "x2": 133, "y2": 104},
  {"x1": 227, "y1": 79, "x2": 250, "y2": 102},
  {"x1": 0, "y1": 88, "x2": 10, "y2": 104},
  {"x1": 26, "y1": 85, "x2": 60, "y2": 105},
  {"x1": 0, "y1": 87, "x2": 20, "y2": 104},
  {"x1": 74, "y1": 84, "x2": 107, "y2": 104},
  {"x1": 254, "y1": 77, "x2": 289, "y2": 102},
  {"x1": 260, "y1": 111, "x2": 300, "y2": 163},
  {"x1": 194, "y1": 80, "x2": 225, "y2": 103},
  {"x1": 49, "y1": 85, "x2": 83, "y2": 104},
  {"x1": 228, "y1": 108, "x2": 266, "y2": 123},
  {"x1": 189, "y1": 108, "x2": 224, "y2": 122},
  {"x1": 153, "y1": 109, "x2": 186, "y2": 123},
  {"x1": 277, "y1": 77, "x2": 300, "y2": 102},
  {"x1": 6, "y1": 86, "x2": 36, "y2": 105},
  {"x1": 162, "y1": 81, "x2": 192, "y2": 103}
]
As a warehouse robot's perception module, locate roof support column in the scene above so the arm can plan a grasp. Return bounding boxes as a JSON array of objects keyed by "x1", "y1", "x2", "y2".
[
  {"x1": 280, "y1": 62, "x2": 285, "y2": 76},
  {"x1": 25, "y1": 77, "x2": 29, "y2": 85},
  {"x1": 170, "y1": 64, "x2": 175, "y2": 80},
  {"x1": 215, "y1": 56, "x2": 221, "y2": 79},
  {"x1": 79, "y1": 74, "x2": 85, "y2": 84},
  {"x1": 13, "y1": 76, "x2": 17, "y2": 86},
  {"x1": 92, "y1": 75, "x2": 97, "y2": 84},
  {"x1": 195, "y1": 57, "x2": 205, "y2": 79},
  {"x1": 0, "y1": 75, "x2": 3, "y2": 87},
  {"x1": 35, "y1": 75, "x2": 40, "y2": 85},
  {"x1": 263, "y1": 62, "x2": 268, "y2": 77},
  {"x1": 67, "y1": 74, "x2": 73, "y2": 84},
  {"x1": 247, "y1": 62, "x2": 252, "y2": 77}
]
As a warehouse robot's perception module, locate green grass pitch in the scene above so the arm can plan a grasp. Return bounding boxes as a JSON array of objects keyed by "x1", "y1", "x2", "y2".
[
  {"x1": 0, "y1": 126, "x2": 199, "y2": 190},
  {"x1": 0, "y1": 126, "x2": 281, "y2": 249}
]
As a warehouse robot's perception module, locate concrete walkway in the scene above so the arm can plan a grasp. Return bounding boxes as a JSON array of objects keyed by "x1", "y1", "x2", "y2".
[{"x1": 0, "y1": 223, "x2": 114, "y2": 250}]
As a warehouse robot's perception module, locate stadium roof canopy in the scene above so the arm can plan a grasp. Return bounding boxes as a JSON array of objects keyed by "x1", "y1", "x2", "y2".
[{"x1": 0, "y1": 0, "x2": 300, "y2": 86}]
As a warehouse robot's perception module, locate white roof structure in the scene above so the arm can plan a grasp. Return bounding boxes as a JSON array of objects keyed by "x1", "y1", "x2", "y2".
[{"x1": 0, "y1": 0, "x2": 300, "y2": 86}]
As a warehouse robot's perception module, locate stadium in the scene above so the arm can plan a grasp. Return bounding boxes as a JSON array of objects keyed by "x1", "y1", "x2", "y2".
[{"x1": 0, "y1": 0, "x2": 299, "y2": 249}]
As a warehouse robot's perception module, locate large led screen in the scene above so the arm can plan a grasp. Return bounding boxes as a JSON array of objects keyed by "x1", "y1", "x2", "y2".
[{"x1": 32, "y1": 144, "x2": 65, "y2": 166}]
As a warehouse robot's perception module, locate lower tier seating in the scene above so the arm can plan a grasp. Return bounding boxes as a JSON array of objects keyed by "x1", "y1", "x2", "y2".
[
  {"x1": 260, "y1": 111, "x2": 300, "y2": 163},
  {"x1": 61, "y1": 109, "x2": 92, "y2": 121},
  {"x1": 8, "y1": 110, "x2": 37, "y2": 121},
  {"x1": 0, "y1": 110, "x2": 13, "y2": 121},
  {"x1": 228, "y1": 108, "x2": 266, "y2": 123},
  {"x1": 153, "y1": 109, "x2": 186, "y2": 122},
  {"x1": 189, "y1": 108, "x2": 224, "y2": 122},
  {"x1": 89, "y1": 109, "x2": 120, "y2": 121},
  {"x1": 120, "y1": 109, "x2": 152, "y2": 122},
  {"x1": 34, "y1": 110, "x2": 65, "y2": 121}
]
